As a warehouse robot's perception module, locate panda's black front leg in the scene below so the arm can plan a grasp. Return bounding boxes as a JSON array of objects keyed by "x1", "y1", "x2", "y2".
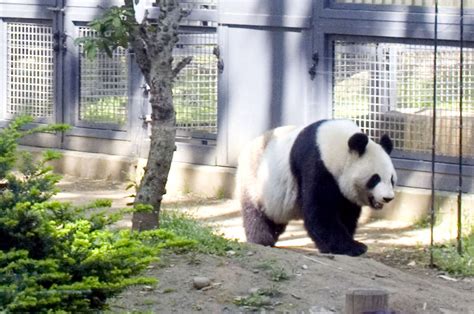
[
  {"x1": 339, "y1": 203, "x2": 362, "y2": 237},
  {"x1": 302, "y1": 205, "x2": 367, "y2": 256},
  {"x1": 301, "y1": 175, "x2": 367, "y2": 257}
]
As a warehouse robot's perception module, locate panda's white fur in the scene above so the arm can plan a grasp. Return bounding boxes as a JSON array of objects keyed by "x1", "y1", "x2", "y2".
[
  {"x1": 256, "y1": 126, "x2": 303, "y2": 223},
  {"x1": 236, "y1": 126, "x2": 301, "y2": 224},
  {"x1": 236, "y1": 119, "x2": 397, "y2": 255}
]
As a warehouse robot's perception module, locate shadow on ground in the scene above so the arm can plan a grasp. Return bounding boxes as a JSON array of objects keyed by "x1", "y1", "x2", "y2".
[{"x1": 54, "y1": 176, "x2": 449, "y2": 252}]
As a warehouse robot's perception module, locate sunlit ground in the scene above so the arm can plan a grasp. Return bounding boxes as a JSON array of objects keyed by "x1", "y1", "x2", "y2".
[{"x1": 54, "y1": 176, "x2": 464, "y2": 252}]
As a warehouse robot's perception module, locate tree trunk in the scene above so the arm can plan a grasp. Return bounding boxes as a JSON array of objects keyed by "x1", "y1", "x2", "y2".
[
  {"x1": 131, "y1": 86, "x2": 176, "y2": 231},
  {"x1": 128, "y1": 0, "x2": 192, "y2": 231}
]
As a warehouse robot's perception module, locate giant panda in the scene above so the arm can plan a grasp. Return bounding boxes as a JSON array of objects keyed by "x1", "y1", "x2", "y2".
[{"x1": 236, "y1": 119, "x2": 397, "y2": 256}]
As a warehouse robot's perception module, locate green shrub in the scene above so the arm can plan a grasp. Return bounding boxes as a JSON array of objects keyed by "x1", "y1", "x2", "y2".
[
  {"x1": 433, "y1": 232, "x2": 474, "y2": 276},
  {"x1": 160, "y1": 210, "x2": 241, "y2": 256},
  {"x1": 0, "y1": 117, "x2": 194, "y2": 312}
]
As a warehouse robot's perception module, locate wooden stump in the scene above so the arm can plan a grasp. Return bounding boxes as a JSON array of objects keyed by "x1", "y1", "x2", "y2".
[{"x1": 345, "y1": 289, "x2": 389, "y2": 314}]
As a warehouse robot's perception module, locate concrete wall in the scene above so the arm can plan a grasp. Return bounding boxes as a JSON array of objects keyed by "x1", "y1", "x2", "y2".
[{"x1": 24, "y1": 146, "x2": 473, "y2": 229}]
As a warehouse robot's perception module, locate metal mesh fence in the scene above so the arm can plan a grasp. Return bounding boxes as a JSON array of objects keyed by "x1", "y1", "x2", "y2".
[
  {"x1": 179, "y1": 0, "x2": 217, "y2": 10},
  {"x1": 333, "y1": 41, "x2": 474, "y2": 163},
  {"x1": 179, "y1": 0, "x2": 218, "y2": 28},
  {"x1": 174, "y1": 32, "x2": 218, "y2": 135},
  {"x1": 78, "y1": 27, "x2": 128, "y2": 126},
  {"x1": 6, "y1": 22, "x2": 54, "y2": 118},
  {"x1": 335, "y1": 0, "x2": 474, "y2": 7}
]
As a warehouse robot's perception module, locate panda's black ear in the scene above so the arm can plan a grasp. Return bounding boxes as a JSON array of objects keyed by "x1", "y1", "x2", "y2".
[
  {"x1": 348, "y1": 133, "x2": 369, "y2": 156},
  {"x1": 380, "y1": 134, "x2": 393, "y2": 155}
]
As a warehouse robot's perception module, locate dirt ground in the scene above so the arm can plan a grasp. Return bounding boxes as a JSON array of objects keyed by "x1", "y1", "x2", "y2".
[{"x1": 55, "y1": 177, "x2": 474, "y2": 313}]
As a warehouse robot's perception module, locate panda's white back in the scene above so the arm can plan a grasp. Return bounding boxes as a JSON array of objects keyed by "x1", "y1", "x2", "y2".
[{"x1": 257, "y1": 126, "x2": 303, "y2": 224}]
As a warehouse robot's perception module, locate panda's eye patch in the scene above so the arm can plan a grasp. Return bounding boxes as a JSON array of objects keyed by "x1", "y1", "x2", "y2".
[
  {"x1": 366, "y1": 174, "x2": 381, "y2": 189},
  {"x1": 391, "y1": 175, "x2": 395, "y2": 186}
]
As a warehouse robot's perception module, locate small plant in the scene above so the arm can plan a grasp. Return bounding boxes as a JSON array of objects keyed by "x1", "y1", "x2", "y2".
[
  {"x1": 160, "y1": 210, "x2": 242, "y2": 256},
  {"x1": 215, "y1": 187, "x2": 226, "y2": 200},
  {"x1": 255, "y1": 285, "x2": 282, "y2": 298},
  {"x1": 256, "y1": 260, "x2": 290, "y2": 282},
  {"x1": 433, "y1": 232, "x2": 474, "y2": 276},
  {"x1": 269, "y1": 266, "x2": 290, "y2": 282},
  {"x1": 233, "y1": 287, "x2": 280, "y2": 309},
  {"x1": 413, "y1": 214, "x2": 432, "y2": 229}
]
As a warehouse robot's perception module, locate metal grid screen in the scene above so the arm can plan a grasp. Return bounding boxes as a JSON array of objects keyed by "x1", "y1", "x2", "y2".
[
  {"x1": 333, "y1": 41, "x2": 474, "y2": 163},
  {"x1": 6, "y1": 22, "x2": 54, "y2": 118},
  {"x1": 335, "y1": 0, "x2": 474, "y2": 7},
  {"x1": 179, "y1": 0, "x2": 217, "y2": 10},
  {"x1": 173, "y1": 32, "x2": 218, "y2": 135},
  {"x1": 78, "y1": 27, "x2": 128, "y2": 126}
]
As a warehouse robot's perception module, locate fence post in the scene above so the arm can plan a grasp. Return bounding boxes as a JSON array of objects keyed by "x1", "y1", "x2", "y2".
[{"x1": 345, "y1": 288, "x2": 389, "y2": 314}]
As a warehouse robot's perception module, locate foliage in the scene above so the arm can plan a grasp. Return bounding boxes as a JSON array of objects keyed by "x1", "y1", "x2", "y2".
[
  {"x1": 81, "y1": 96, "x2": 128, "y2": 125},
  {"x1": 433, "y1": 231, "x2": 474, "y2": 276},
  {"x1": 0, "y1": 116, "x2": 67, "y2": 179},
  {"x1": 0, "y1": 117, "x2": 194, "y2": 312},
  {"x1": 160, "y1": 210, "x2": 242, "y2": 256},
  {"x1": 255, "y1": 260, "x2": 290, "y2": 282},
  {"x1": 233, "y1": 287, "x2": 280, "y2": 309},
  {"x1": 75, "y1": 6, "x2": 134, "y2": 59}
]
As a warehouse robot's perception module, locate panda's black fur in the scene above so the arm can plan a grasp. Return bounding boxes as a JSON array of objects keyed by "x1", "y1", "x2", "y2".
[{"x1": 236, "y1": 119, "x2": 396, "y2": 256}]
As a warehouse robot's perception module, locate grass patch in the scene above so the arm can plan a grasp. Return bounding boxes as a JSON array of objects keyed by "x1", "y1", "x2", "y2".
[
  {"x1": 255, "y1": 259, "x2": 290, "y2": 282},
  {"x1": 433, "y1": 232, "x2": 474, "y2": 276},
  {"x1": 160, "y1": 210, "x2": 242, "y2": 256},
  {"x1": 234, "y1": 285, "x2": 281, "y2": 309},
  {"x1": 234, "y1": 293, "x2": 271, "y2": 309}
]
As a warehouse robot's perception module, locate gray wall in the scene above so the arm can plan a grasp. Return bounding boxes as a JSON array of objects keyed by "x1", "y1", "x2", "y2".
[
  {"x1": 1, "y1": 0, "x2": 473, "y2": 193},
  {"x1": 217, "y1": 0, "x2": 313, "y2": 166}
]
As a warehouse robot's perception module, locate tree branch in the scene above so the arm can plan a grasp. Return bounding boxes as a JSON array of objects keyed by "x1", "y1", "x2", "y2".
[{"x1": 172, "y1": 56, "x2": 193, "y2": 78}]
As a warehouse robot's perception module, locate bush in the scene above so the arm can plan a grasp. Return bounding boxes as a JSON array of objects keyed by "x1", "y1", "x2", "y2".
[
  {"x1": 0, "y1": 117, "x2": 194, "y2": 311},
  {"x1": 434, "y1": 232, "x2": 474, "y2": 276},
  {"x1": 160, "y1": 210, "x2": 241, "y2": 256}
]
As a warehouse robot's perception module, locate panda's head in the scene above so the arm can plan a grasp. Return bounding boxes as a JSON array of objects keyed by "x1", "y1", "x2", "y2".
[{"x1": 341, "y1": 132, "x2": 397, "y2": 210}]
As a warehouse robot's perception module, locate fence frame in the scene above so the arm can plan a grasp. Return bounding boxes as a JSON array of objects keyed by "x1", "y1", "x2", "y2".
[{"x1": 312, "y1": 0, "x2": 474, "y2": 191}]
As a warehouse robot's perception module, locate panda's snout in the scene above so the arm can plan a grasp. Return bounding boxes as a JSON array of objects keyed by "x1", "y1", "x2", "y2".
[{"x1": 383, "y1": 197, "x2": 394, "y2": 203}]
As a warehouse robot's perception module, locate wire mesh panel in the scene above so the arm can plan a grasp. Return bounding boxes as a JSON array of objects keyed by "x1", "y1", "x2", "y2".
[
  {"x1": 334, "y1": 0, "x2": 474, "y2": 7},
  {"x1": 6, "y1": 22, "x2": 54, "y2": 118},
  {"x1": 173, "y1": 32, "x2": 218, "y2": 135},
  {"x1": 78, "y1": 27, "x2": 128, "y2": 126},
  {"x1": 333, "y1": 41, "x2": 474, "y2": 163},
  {"x1": 179, "y1": 0, "x2": 217, "y2": 10},
  {"x1": 178, "y1": 0, "x2": 218, "y2": 28}
]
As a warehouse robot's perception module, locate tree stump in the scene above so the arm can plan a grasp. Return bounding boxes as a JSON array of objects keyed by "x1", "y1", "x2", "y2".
[{"x1": 345, "y1": 289, "x2": 389, "y2": 314}]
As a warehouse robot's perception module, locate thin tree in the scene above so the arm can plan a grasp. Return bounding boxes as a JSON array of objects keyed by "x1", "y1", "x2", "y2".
[{"x1": 78, "y1": 0, "x2": 192, "y2": 230}]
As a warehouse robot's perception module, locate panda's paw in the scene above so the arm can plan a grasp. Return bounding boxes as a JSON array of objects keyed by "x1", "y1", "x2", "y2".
[
  {"x1": 319, "y1": 240, "x2": 367, "y2": 257},
  {"x1": 345, "y1": 241, "x2": 368, "y2": 256}
]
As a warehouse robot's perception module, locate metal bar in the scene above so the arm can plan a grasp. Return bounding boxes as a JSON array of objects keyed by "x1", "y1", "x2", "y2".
[
  {"x1": 457, "y1": 0, "x2": 464, "y2": 255},
  {"x1": 430, "y1": 0, "x2": 439, "y2": 268}
]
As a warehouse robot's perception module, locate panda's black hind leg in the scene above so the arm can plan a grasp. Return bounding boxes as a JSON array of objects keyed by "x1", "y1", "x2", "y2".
[{"x1": 241, "y1": 195, "x2": 287, "y2": 246}]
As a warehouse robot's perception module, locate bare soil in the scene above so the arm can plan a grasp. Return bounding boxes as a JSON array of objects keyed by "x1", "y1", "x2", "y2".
[
  {"x1": 55, "y1": 177, "x2": 474, "y2": 313},
  {"x1": 108, "y1": 247, "x2": 473, "y2": 313}
]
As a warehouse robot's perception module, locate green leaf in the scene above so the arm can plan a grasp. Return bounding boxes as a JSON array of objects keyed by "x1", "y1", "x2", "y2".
[{"x1": 112, "y1": 17, "x2": 122, "y2": 28}]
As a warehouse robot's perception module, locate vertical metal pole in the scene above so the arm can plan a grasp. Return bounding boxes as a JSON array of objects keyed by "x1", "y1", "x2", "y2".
[
  {"x1": 51, "y1": 0, "x2": 66, "y2": 146},
  {"x1": 430, "y1": 0, "x2": 439, "y2": 268},
  {"x1": 457, "y1": 0, "x2": 464, "y2": 255}
]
